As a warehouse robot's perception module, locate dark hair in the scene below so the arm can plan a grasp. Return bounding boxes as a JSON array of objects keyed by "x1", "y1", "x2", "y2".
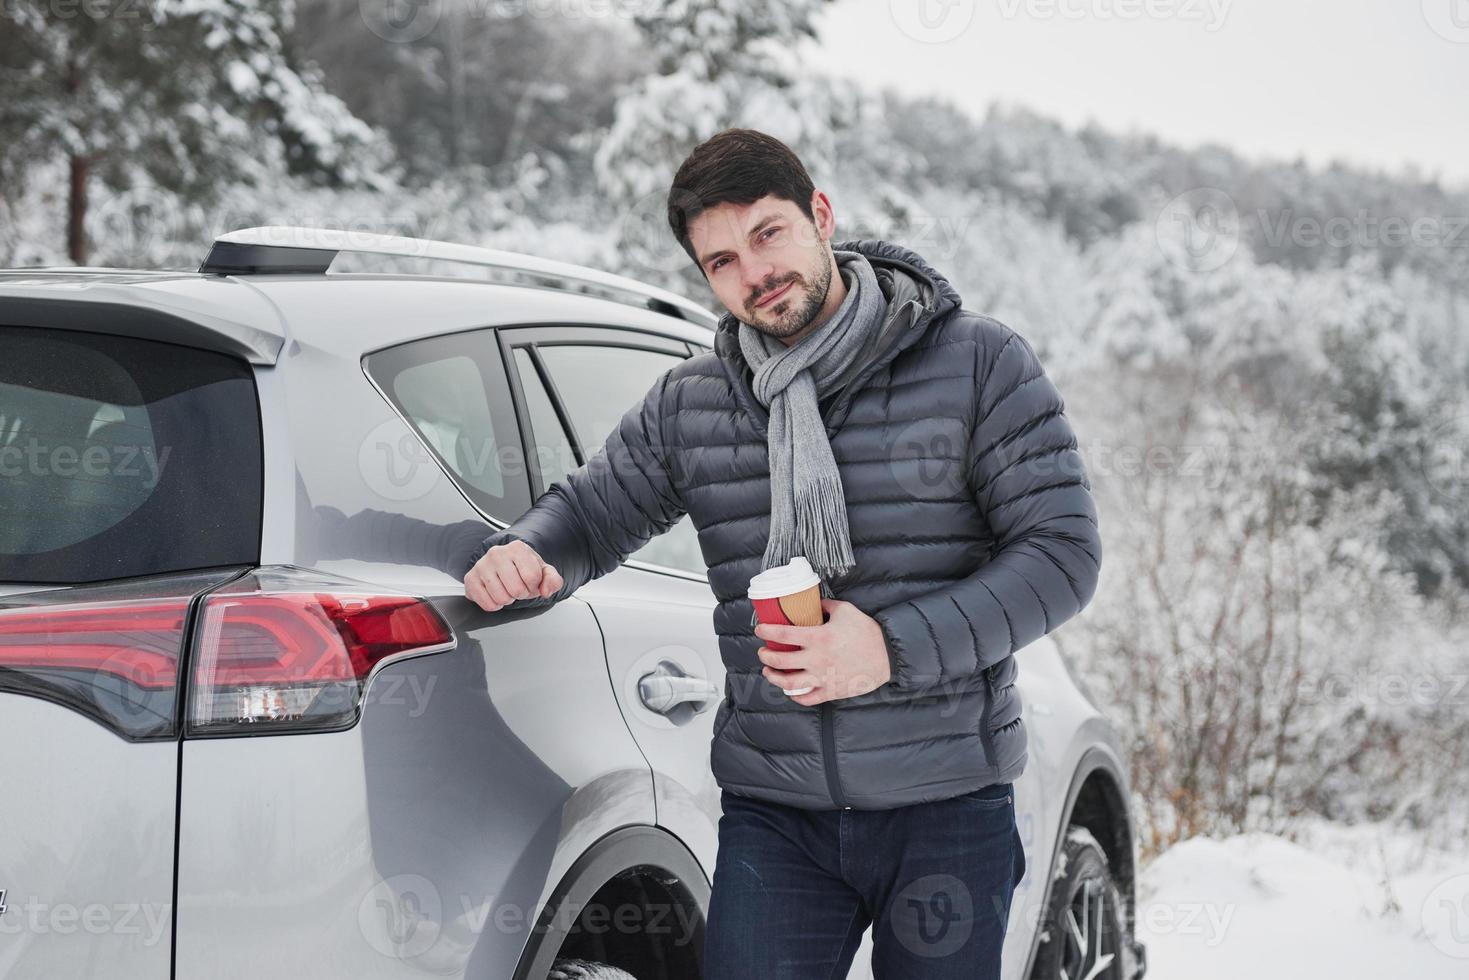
[{"x1": 666, "y1": 128, "x2": 817, "y2": 272}]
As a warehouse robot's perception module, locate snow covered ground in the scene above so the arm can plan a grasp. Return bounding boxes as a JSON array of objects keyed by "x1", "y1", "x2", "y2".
[
  {"x1": 1138, "y1": 821, "x2": 1469, "y2": 979},
  {"x1": 838, "y1": 819, "x2": 1469, "y2": 980}
]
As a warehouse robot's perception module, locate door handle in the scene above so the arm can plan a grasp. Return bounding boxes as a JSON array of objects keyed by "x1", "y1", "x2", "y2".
[{"x1": 638, "y1": 660, "x2": 720, "y2": 714}]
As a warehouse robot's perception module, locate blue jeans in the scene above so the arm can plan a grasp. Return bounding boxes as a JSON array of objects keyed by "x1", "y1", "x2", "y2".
[{"x1": 703, "y1": 782, "x2": 1026, "y2": 979}]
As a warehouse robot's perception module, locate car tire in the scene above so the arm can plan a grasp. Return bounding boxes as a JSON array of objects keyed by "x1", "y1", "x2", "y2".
[
  {"x1": 1029, "y1": 827, "x2": 1126, "y2": 980},
  {"x1": 548, "y1": 957, "x2": 639, "y2": 979}
]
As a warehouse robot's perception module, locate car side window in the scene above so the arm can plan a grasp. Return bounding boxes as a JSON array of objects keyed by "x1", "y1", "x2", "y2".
[
  {"x1": 513, "y1": 339, "x2": 707, "y2": 578},
  {"x1": 364, "y1": 329, "x2": 533, "y2": 521},
  {"x1": 534, "y1": 345, "x2": 683, "y2": 448}
]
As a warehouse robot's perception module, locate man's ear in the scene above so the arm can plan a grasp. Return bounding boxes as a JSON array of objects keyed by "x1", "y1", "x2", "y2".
[{"x1": 810, "y1": 188, "x2": 837, "y2": 242}]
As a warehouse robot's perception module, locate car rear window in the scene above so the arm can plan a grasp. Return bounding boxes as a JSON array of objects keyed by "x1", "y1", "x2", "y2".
[{"x1": 0, "y1": 324, "x2": 263, "y2": 584}]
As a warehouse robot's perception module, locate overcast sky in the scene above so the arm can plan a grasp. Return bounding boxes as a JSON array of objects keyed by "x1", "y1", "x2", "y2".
[{"x1": 807, "y1": 0, "x2": 1469, "y2": 190}]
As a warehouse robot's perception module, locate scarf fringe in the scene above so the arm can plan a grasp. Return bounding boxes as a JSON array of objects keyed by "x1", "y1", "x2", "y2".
[
  {"x1": 796, "y1": 474, "x2": 856, "y2": 580},
  {"x1": 763, "y1": 517, "x2": 802, "y2": 569}
]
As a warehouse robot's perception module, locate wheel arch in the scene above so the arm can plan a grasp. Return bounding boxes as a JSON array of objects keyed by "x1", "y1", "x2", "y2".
[
  {"x1": 511, "y1": 824, "x2": 711, "y2": 980},
  {"x1": 1021, "y1": 747, "x2": 1142, "y2": 979}
]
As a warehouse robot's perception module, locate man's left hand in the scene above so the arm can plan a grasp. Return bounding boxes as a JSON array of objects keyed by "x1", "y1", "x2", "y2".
[{"x1": 754, "y1": 597, "x2": 892, "y2": 707}]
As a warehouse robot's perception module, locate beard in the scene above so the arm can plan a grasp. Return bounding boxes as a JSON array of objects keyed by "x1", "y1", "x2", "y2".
[{"x1": 739, "y1": 249, "x2": 834, "y2": 340}]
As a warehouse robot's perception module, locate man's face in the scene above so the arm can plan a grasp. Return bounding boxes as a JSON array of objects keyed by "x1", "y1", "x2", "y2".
[{"x1": 686, "y1": 193, "x2": 836, "y2": 340}]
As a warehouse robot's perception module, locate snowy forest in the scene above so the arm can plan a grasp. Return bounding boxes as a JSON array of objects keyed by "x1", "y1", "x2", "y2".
[{"x1": 4, "y1": 0, "x2": 1467, "y2": 895}]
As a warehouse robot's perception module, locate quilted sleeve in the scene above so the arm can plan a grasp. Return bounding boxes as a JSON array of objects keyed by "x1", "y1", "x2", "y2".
[
  {"x1": 871, "y1": 317, "x2": 1101, "y2": 691},
  {"x1": 460, "y1": 367, "x2": 687, "y2": 607}
]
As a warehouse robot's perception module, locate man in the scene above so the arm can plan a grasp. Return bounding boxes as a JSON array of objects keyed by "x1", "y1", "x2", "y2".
[{"x1": 463, "y1": 129, "x2": 1101, "y2": 979}]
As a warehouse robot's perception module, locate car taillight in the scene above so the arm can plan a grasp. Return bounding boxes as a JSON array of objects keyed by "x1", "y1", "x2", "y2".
[
  {"x1": 0, "y1": 569, "x2": 240, "y2": 739},
  {"x1": 188, "y1": 567, "x2": 455, "y2": 734}
]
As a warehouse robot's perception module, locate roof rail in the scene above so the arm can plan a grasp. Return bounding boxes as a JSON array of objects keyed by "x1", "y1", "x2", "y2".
[{"x1": 198, "y1": 226, "x2": 718, "y2": 328}]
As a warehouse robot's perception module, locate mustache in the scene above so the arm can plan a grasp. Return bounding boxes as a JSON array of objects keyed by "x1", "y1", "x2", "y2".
[{"x1": 748, "y1": 273, "x2": 801, "y2": 309}]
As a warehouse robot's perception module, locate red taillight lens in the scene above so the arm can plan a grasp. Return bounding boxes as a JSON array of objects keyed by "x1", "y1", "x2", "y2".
[
  {"x1": 0, "y1": 597, "x2": 190, "y2": 688},
  {"x1": 189, "y1": 568, "x2": 454, "y2": 733}
]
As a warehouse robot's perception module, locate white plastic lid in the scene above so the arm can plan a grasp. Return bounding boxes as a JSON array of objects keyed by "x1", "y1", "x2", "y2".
[{"x1": 747, "y1": 556, "x2": 821, "y2": 600}]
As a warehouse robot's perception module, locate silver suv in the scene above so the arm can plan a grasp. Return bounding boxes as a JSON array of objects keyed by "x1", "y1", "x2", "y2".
[{"x1": 0, "y1": 227, "x2": 1144, "y2": 980}]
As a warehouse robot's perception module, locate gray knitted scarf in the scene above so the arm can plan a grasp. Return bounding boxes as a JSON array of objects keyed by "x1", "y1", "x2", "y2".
[{"x1": 739, "y1": 249, "x2": 890, "y2": 588}]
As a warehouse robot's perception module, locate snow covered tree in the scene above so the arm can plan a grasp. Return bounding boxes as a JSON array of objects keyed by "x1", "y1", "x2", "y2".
[
  {"x1": 293, "y1": 0, "x2": 641, "y2": 185},
  {"x1": 592, "y1": 0, "x2": 843, "y2": 289},
  {"x1": 0, "y1": 0, "x2": 390, "y2": 264},
  {"x1": 1081, "y1": 222, "x2": 1192, "y2": 372},
  {"x1": 1287, "y1": 256, "x2": 1469, "y2": 596},
  {"x1": 1061, "y1": 222, "x2": 1469, "y2": 849}
]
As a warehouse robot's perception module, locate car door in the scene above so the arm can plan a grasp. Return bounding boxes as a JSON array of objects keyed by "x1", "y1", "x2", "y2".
[{"x1": 498, "y1": 325, "x2": 725, "y2": 869}]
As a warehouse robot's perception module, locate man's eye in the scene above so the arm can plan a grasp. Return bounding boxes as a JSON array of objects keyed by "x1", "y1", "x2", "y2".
[
  {"x1": 760, "y1": 227, "x2": 780, "y2": 241},
  {"x1": 711, "y1": 257, "x2": 729, "y2": 271}
]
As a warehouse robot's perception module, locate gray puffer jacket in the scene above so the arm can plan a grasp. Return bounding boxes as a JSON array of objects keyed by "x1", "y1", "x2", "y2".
[{"x1": 465, "y1": 239, "x2": 1101, "y2": 810}]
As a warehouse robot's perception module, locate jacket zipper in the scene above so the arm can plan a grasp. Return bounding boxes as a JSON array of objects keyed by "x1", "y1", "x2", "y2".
[
  {"x1": 979, "y1": 664, "x2": 998, "y2": 768},
  {"x1": 750, "y1": 605, "x2": 850, "y2": 807},
  {"x1": 821, "y1": 702, "x2": 851, "y2": 808}
]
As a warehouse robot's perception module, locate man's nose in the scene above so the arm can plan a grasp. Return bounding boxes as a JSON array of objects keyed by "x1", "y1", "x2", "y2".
[{"x1": 741, "y1": 257, "x2": 776, "y2": 291}]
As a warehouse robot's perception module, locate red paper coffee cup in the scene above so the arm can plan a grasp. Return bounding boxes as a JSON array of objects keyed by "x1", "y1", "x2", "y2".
[{"x1": 748, "y1": 556, "x2": 825, "y2": 651}]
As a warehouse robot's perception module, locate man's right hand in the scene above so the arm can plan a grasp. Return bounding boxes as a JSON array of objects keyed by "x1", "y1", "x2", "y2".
[{"x1": 464, "y1": 539, "x2": 565, "y2": 611}]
